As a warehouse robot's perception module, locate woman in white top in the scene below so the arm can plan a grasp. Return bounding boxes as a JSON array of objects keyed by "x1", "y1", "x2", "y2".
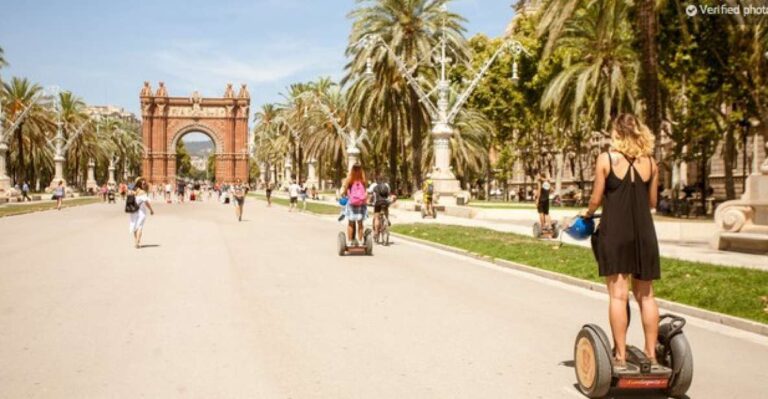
[{"x1": 129, "y1": 177, "x2": 155, "y2": 249}]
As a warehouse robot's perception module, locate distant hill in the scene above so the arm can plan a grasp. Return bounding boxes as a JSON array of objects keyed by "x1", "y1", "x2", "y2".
[{"x1": 182, "y1": 140, "x2": 214, "y2": 157}]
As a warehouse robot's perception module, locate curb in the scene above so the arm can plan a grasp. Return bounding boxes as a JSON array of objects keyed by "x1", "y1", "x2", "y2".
[{"x1": 391, "y1": 232, "x2": 768, "y2": 338}]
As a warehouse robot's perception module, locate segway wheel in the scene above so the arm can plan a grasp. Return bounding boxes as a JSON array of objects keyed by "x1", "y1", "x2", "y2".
[
  {"x1": 551, "y1": 223, "x2": 560, "y2": 239},
  {"x1": 574, "y1": 326, "x2": 612, "y2": 398},
  {"x1": 337, "y1": 232, "x2": 347, "y2": 256},
  {"x1": 532, "y1": 222, "x2": 542, "y2": 238},
  {"x1": 664, "y1": 333, "x2": 694, "y2": 398},
  {"x1": 421, "y1": 207, "x2": 426, "y2": 219}
]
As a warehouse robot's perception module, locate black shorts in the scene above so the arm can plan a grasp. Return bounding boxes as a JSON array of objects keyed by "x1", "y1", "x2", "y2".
[
  {"x1": 537, "y1": 202, "x2": 549, "y2": 215},
  {"x1": 235, "y1": 197, "x2": 245, "y2": 206},
  {"x1": 290, "y1": 197, "x2": 298, "y2": 204},
  {"x1": 374, "y1": 203, "x2": 389, "y2": 213},
  {"x1": 266, "y1": 190, "x2": 272, "y2": 197}
]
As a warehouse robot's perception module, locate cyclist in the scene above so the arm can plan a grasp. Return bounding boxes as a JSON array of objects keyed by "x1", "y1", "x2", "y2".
[
  {"x1": 368, "y1": 175, "x2": 395, "y2": 237},
  {"x1": 422, "y1": 173, "x2": 435, "y2": 217}
]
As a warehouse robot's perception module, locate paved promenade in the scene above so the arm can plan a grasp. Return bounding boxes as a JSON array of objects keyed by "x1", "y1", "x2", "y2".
[{"x1": 0, "y1": 200, "x2": 766, "y2": 398}]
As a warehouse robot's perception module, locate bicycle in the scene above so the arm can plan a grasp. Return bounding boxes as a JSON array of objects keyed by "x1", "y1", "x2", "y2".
[{"x1": 374, "y1": 210, "x2": 390, "y2": 246}]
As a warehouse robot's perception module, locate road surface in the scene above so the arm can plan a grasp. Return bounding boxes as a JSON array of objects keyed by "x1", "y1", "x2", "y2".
[{"x1": 0, "y1": 199, "x2": 766, "y2": 398}]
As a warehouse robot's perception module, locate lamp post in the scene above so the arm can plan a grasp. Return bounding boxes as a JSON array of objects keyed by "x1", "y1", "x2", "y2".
[
  {"x1": 0, "y1": 88, "x2": 49, "y2": 193},
  {"x1": 359, "y1": 10, "x2": 528, "y2": 198},
  {"x1": 303, "y1": 93, "x2": 368, "y2": 171}
]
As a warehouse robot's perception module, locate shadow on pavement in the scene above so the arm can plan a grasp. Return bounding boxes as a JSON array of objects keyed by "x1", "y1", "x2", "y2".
[{"x1": 139, "y1": 244, "x2": 161, "y2": 249}]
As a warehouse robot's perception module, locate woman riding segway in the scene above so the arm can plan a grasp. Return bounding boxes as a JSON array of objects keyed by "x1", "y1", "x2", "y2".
[{"x1": 572, "y1": 114, "x2": 691, "y2": 398}]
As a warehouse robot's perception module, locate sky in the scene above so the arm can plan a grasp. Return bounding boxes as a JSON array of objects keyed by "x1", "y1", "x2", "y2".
[{"x1": 0, "y1": 0, "x2": 516, "y2": 142}]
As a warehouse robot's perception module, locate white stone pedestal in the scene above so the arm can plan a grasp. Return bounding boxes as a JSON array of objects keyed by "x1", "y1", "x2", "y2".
[
  {"x1": 712, "y1": 173, "x2": 768, "y2": 253},
  {"x1": 86, "y1": 160, "x2": 98, "y2": 192},
  {"x1": 307, "y1": 158, "x2": 318, "y2": 189},
  {"x1": 48, "y1": 155, "x2": 67, "y2": 190},
  {"x1": 431, "y1": 121, "x2": 462, "y2": 198}
]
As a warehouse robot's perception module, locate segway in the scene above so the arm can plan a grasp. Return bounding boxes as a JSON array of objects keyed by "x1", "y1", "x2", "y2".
[
  {"x1": 532, "y1": 220, "x2": 559, "y2": 239},
  {"x1": 574, "y1": 314, "x2": 693, "y2": 398},
  {"x1": 420, "y1": 204, "x2": 437, "y2": 219},
  {"x1": 337, "y1": 228, "x2": 373, "y2": 256}
]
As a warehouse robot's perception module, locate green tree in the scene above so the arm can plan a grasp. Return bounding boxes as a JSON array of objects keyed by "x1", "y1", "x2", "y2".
[
  {"x1": 176, "y1": 140, "x2": 192, "y2": 177},
  {"x1": 0, "y1": 46, "x2": 8, "y2": 69},
  {"x1": 1, "y1": 77, "x2": 54, "y2": 186},
  {"x1": 538, "y1": 0, "x2": 661, "y2": 136},
  {"x1": 540, "y1": 0, "x2": 638, "y2": 130},
  {"x1": 344, "y1": 0, "x2": 469, "y2": 193}
]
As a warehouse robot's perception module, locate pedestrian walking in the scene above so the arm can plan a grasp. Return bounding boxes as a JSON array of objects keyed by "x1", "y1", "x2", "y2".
[
  {"x1": 265, "y1": 181, "x2": 273, "y2": 207},
  {"x1": 164, "y1": 180, "x2": 172, "y2": 203},
  {"x1": 232, "y1": 179, "x2": 246, "y2": 221},
  {"x1": 534, "y1": 173, "x2": 551, "y2": 230},
  {"x1": 582, "y1": 113, "x2": 660, "y2": 370},
  {"x1": 52, "y1": 180, "x2": 66, "y2": 210},
  {"x1": 127, "y1": 177, "x2": 155, "y2": 249},
  {"x1": 21, "y1": 181, "x2": 31, "y2": 202},
  {"x1": 288, "y1": 179, "x2": 300, "y2": 212},
  {"x1": 176, "y1": 180, "x2": 185, "y2": 203},
  {"x1": 119, "y1": 182, "x2": 127, "y2": 201}
]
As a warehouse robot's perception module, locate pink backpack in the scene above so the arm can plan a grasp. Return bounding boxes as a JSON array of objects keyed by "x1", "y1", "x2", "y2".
[{"x1": 349, "y1": 181, "x2": 367, "y2": 206}]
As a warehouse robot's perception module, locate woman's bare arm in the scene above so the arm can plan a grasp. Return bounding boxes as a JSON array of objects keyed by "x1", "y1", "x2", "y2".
[{"x1": 586, "y1": 153, "x2": 609, "y2": 217}]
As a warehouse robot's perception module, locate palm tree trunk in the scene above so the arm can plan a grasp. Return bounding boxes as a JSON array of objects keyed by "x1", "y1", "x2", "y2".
[
  {"x1": 400, "y1": 136, "x2": 409, "y2": 195},
  {"x1": 389, "y1": 122, "x2": 398, "y2": 194},
  {"x1": 15, "y1": 125, "x2": 25, "y2": 184},
  {"x1": 638, "y1": 0, "x2": 661, "y2": 138},
  {"x1": 410, "y1": 98, "x2": 424, "y2": 190}
]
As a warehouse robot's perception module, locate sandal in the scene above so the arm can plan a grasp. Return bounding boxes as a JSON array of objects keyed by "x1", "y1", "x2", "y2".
[{"x1": 612, "y1": 357, "x2": 628, "y2": 372}]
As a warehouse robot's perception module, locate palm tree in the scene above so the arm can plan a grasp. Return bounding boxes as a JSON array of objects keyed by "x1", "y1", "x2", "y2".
[
  {"x1": 254, "y1": 103, "x2": 287, "y2": 184},
  {"x1": 0, "y1": 46, "x2": 8, "y2": 69},
  {"x1": 58, "y1": 91, "x2": 94, "y2": 187},
  {"x1": 1, "y1": 77, "x2": 54, "y2": 186},
  {"x1": 539, "y1": 0, "x2": 638, "y2": 131},
  {"x1": 538, "y1": 0, "x2": 661, "y2": 137},
  {"x1": 344, "y1": 0, "x2": 468, "y2": 193},
  {"x1": 303, "y1": 82, "x2": 354, "y2": 187}
]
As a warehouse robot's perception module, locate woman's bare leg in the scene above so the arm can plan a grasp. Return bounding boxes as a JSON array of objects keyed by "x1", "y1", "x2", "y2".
[
  {"x1": 357, "y1": 221, "x2": 364, "y2": 241},
  {"x1": 632, "y1": 278, "x2": 659, "y2": 360},
  {"x1": 136, "y1": 228, "x2": 143, "y2": 248},
  {"x1": 347, "y1": 222, "x2": 354, "y2": 242},
  {"x1": 607, "y1": 274, "x2": 630, "y2": 362}
]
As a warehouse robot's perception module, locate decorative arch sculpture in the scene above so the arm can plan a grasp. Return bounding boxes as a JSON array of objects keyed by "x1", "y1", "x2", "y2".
[{"x1": 139, "y1": 82, "x2": 250, "y2": 184}]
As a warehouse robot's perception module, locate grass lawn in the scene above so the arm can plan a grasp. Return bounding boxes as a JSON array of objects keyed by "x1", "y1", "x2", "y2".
[
  {"x1": 0, "y1": 197, "x2": 101, "y2": 218},
  {"x1": 392, "y1": 224, "x2": 768, "y2": 324},
  {"x1": 249, "y1": 193, "x2": 340, "y2": 215}
]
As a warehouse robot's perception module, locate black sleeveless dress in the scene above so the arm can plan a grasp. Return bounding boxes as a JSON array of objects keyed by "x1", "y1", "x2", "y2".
[{"x1": 595, "y1": 152, "x2": 660, "y2": 280}]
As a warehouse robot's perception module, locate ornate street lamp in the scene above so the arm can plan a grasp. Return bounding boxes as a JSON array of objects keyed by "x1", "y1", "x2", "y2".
[
  {"x1": 302, "y1": 92, "x2": 368, "y2": 171},
  {"x1": 357, "y1": 9, "x2": 529, "y2": 198},
  {"x1": 0, "y1": 86, "x2": 53, "y2": 193}
]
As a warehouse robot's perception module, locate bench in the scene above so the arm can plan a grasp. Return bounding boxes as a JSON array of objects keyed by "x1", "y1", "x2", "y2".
[{"x1": 714, "y1": 232, "x2": 768, "y2": 254}]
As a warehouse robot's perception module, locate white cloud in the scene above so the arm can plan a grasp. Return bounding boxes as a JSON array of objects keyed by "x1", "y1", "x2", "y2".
[{"x1": 151, "y1": 39, "x2": 345, "y2": 98}]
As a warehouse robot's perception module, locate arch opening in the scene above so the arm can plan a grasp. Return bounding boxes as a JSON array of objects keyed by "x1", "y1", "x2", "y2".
[{"x1": 175, "y1": 131, "x2": 216, "y2": 183}]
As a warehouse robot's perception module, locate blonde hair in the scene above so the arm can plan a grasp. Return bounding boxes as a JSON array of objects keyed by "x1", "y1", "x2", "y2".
[{"x1": 610, "y1": 113, "x2": 655, "y2": 158}]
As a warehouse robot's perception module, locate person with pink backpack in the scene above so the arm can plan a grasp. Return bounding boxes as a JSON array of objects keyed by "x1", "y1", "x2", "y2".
[{"x1": 342, "y1": 164, "x2": 369, "y2": 246}]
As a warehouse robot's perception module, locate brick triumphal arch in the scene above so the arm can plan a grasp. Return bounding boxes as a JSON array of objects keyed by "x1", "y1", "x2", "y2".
[{"x1": 139, "y1": 82, "x2": 250, "y2": 184}]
